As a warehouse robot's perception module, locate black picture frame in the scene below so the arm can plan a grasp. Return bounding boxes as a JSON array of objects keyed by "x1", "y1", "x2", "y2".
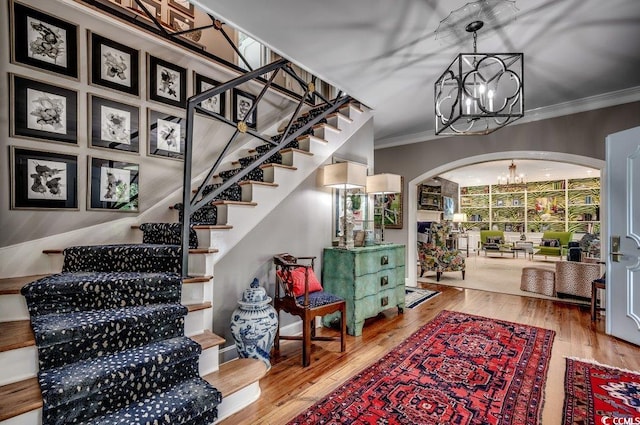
[
  {"x1": 10, "y1": 1, "x2": 79, "y2": 79},
  {"x1": 10, "y1": 146, "x2": 78, "y2": 210},
  {"x1": 89, "y1": 156, "x2": 139, "y2": 212},
  {"x1": 232, "y1": 88, "x2": 257, "y2": 129},
  {"x1": 168, "y1": 0, "x2": 195, "y2": 17},
  {"x1": 130, "y1": 0, "x2": 162, "y2": 20},
  {"x1": 194, "y1": 73, "x2": 226, "y2": 117},
  {"x1": 148, "y1": 54, "x2": 187, "y2": 108},
  {"x1": 89, "y1": 31, "x2": 140, "y2": 96},
  {"x1": 148, "y1": 109, "x2": 186, "y2": 160},
  {"x1": 10, "y1": 74, "x2": 78, "y2": 144},
  {"x1": 88, "y1": 94, "x2": 140, "y2": 153}
]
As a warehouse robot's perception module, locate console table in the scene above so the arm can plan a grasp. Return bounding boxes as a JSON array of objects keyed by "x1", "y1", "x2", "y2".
[{"x1": 322, "y1": 244, "x2": 405, "y2": 336}]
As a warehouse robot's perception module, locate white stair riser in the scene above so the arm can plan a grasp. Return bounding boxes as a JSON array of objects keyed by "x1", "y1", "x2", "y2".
[
  {"x1": 338, "y1": 104, "x2": 363, "y2": 119},
  {"x1": 181, "y1": 282, "x2": 206, "y2": 304},
  {"x1": 326, "y1": 113, "x2": 353, "y2": 130},
  {"x1": 188, "y1": 253, "x2": 216, "y2": 276},
  {"x1": 198, "y1": 345, "x2": 220, "y2": 376},
  {"x1": 1, "y1": 409, "x2": 41, "y2": 425},
  {"x1": 213, "y1": 382, "x2": 261, "y2": 424},
  {"x1": 240, "y1": 184, "x2": 277, "y2": 203},
  {"x1": 0, "y1": 295, "x2": 29, "y2": 322},
  {"x1": 184, "y1": 308, "x2": 207, "y2": 336},
  {"x1": 313, "y1": 125, "x2": 341, "y2": 142},
  {"x1": 194, "y1": 229, "x2": 230, "y2": 250},
  {"x1": 0, "y1": 346, "x2": 38, "y2": 387}
]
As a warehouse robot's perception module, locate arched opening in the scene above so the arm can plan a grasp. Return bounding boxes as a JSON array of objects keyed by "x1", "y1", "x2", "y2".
[{"x1": 406, "y1": 151, "x2": 605, "y2": 286}]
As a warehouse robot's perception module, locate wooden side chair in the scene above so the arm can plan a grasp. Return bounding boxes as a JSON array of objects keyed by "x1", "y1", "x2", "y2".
[
  {"x1": 273, "y1": 253, "x2": 346, "y2": 367},
  {"x1": 591, "y1": 273, "x2": 606, "y2": 321}
]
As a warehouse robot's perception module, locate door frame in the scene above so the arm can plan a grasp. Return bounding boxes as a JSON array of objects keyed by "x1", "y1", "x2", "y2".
[{"x1": 406, "y1": 150, "x2": 605, "y2": 287}]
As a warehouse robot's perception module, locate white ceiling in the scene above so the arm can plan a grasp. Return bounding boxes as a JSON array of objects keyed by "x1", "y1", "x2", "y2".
[
  {"x1": 193, "y1": 0, "x2": 640, "y2": 149},
  {"x1": 438, "y1": 159, "x2": 599, "y2": 187}
]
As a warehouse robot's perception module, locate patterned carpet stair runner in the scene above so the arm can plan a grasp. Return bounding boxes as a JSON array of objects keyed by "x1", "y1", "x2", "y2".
[{"x1": 21, "y1": 244, "x2": 222, "y2": 424}]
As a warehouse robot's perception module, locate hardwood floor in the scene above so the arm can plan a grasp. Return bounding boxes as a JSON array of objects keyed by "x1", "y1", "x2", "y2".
[{"x1": 221, "y1": 283, "x2": 640, "y2": 425}]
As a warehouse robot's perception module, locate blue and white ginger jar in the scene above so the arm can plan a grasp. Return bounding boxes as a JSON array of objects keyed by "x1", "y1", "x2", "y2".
[{"x1": 230, "y1": 278, "x2": 278, "y2": 370}]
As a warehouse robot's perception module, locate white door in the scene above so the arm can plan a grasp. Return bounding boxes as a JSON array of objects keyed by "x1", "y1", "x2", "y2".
[{"x1": 606, "y1": 125, "x2": 640, "y2": 345}]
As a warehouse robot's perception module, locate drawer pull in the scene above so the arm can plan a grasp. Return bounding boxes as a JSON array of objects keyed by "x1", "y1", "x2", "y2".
[
  {"x1": 380, "y1": 276, "x2": 389, "y2": 286},
  {"x1": 380, "y1": 296, "x2": 389, "y2": 307},
  {"x1": 381, "y1": 255, "x2": 389, "y2": 265}
]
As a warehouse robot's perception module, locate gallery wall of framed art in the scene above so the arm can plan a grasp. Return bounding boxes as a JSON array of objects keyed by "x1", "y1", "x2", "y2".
[{"x1": 0, "y1": 0, "x2": 279, "y2": 248}]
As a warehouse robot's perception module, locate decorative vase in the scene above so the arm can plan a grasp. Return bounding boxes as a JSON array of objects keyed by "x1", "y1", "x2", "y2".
[{"x1": 230, "y1": 278, "x2": 278, "y2": 370}]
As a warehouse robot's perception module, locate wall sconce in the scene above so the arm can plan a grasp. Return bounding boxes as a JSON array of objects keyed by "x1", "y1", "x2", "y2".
[
  {"x1": 323, "y1": 162, "x2": 367, "y2": 249},
  {"x1": 366, "y1": 173, "x2": 402, "y2": 243}
]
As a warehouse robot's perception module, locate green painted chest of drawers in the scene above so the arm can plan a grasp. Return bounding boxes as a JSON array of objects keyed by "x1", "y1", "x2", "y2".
[{"x1": 321, "y1": 244, "x2": 405, "y2": 336}]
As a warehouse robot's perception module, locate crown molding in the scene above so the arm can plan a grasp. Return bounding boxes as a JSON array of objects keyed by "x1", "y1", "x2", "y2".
[{"x1": 375, "y1": 86, "x2": 640, "y2": 150}]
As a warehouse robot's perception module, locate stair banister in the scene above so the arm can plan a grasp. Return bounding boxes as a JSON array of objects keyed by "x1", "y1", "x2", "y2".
[{"x1": 180, "y1": 58, "x2": 352, "y2": 276}]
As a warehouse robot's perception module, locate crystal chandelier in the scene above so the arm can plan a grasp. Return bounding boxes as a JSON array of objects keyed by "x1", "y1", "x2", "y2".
[
  {"x1": 434, "y1": 1, "x2": 524, "y2": 136},
  {"x1": 497, "y1": 160, "x2": 525, "y2": 185}
]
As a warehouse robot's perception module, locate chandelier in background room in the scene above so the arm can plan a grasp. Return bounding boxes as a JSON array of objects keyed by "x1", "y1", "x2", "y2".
[
  {"x1": 434, "y1": 0, "x2": 524, "y2": 136},
  {"x1": 497, "y1": 160, "x2": 525, "y2": 185}
]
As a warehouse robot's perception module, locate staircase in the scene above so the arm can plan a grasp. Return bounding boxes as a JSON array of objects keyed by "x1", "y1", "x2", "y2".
[{"x1": 0, "y1": 101, "x2": 371, "y2": 424}]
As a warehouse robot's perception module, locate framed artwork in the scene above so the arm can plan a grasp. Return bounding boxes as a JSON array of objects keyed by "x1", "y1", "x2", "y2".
[
  {"x1": 232, "y1": 88, "x2": 257, "y2": 129},
  {"x1": 10, "y1": 1, "x2": 79, "y2": 79},
  {"x1": 148, "y1": 109, "x2": 186, "y2": 160},
  {"x1": 374, "y1": 177, "x2": 403, "y2": 229},
  {"x1": 169, "y1": 10, "x2": 194, "y2": 32},
  {"x1": 194, "y1": 73, "x2": 225, "y2": 117},
  {"x1": 10, "y1": 146, "x2": 78, "y2": 210},
  {"x1": 148, "y1": 54, "x2": 187, "y2": 108},
  {"x1": 89, "y1": 156, "x2": 139, "y2": 211},
  {"x1": 168, "y1": 0, "x2": 195, "y2": 16},
  {"x1": 89, "y1": 31, "x2": 140, "y2": 96},
  {"x1": 443, "y1": 196, "x2": 454, "y2": 220},
  {"x1": 10, "y1": 74, "x2": 78, "y2": 144},
  {"x1": 88, "y1": 94, "x2": 140, "y2": 153},
  {"x1": 130, "y1": 0, "x2": 162, "y2": 20}
]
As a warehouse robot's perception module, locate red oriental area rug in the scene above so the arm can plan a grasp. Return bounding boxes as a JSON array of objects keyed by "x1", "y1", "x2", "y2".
[
  {"x1": 287, "y1": 310, "x2": 555, "y2": 425},
  {"x1": 563, "y1": 358, "x2": 640, "y2": 424}
]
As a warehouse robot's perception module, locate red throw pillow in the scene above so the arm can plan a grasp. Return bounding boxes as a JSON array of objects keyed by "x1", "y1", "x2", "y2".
[{"x1": 289, "y1": 267, "x2": 323, "y2": 296}]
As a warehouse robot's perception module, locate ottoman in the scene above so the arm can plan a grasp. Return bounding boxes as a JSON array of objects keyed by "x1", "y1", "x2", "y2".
[{"x1": 520, "y1": 267, "x2": 556, "y2": 296}]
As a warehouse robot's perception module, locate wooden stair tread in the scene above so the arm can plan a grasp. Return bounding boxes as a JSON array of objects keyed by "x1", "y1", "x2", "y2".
[
  {"x1": 312, "y1": 122, "x2": 340, "y2": 132},
  {"x1": 189, "y1": 329, "x2": 225, "y2": 350},
  {"x1": 0, "y1": 275, "x2": 49, "y2": 295},
  {"x1": 189, "y1": 247, "x2": 219, "y2": 254},
  {"x1": 0, "y1": 320, "x2": 35, "y2": 352},
  {"x1": 0, "y1": 377, "x2": 42, "y2": 422},
  {"x1": 203, "y1": 358, "x2": 267, "y2": 398},
  {"x1": 182, "y1": 275, "x2": 212, "y2": 284},
  {"x1": 259, "y1": 163, "x2": 297, "y2": 171},
  {"x1": 296, "y1": 134, "x2": 328, "y2": 143},
  {"x1": 237, "y1": 180, "x2": 278, "y2": 187},
  {"x1": 185, "y1": 301, "x2": 212, "y2": 312},
  {"x1": 281, "y1": 147, "x2": 313, "y2": 156},
  {"x1": 191, "y1": 224, "x2": 232, "y2": 230},
  {"x1": 212, "y1": 200, "x2": 257, "y2": 206}
]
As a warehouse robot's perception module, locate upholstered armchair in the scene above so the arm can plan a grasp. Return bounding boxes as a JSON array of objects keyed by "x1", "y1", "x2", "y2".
[{"x1": 417, "y1": 222, "x2": 466, "y2": 282}]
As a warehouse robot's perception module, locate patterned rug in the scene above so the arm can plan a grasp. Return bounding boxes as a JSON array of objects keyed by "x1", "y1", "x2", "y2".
[
  {"x1": 287, "y1": 310, "x2": 555, "y2": 424},
  {"x1": 563, "y1": 358, "x2": 640, "y2": 424},
  {"x1": 405, "y1": 287, "x2": 440, "y2": 308}
]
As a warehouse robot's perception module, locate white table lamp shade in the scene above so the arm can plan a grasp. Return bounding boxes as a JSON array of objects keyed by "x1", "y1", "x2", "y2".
[
  {"x1": 366, "y1": 173, "x2": 401, "y2": 194},
  {"x1": 323, "y1": 162, "x2": 367, "y2": 189}
]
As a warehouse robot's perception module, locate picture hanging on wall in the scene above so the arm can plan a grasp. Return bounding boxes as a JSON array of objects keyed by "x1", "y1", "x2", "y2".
[
  {"x1": 10, "y1": 146, "x2": 78, "y2": 210},
  {"x1": 89, "y1": 31, "x2": 140, "y2": 96},
  {"x1": 374, "y1": 177, "x2": 403, "y2": 229},
  {"x1": 168, "y1": 0, "x2": 195, "y2": 17},
  {"x1": 88, "y1": 156, "x2": 139, "y2": 211},
  {"x1": 232, "y1": 88, "x2": 257, "y2": 129},
  {"x1": 130, "y1": 0, "x2": 162, "y2": 20},
  {"x1": 10, "y1": 73, "x2": 78, "y2": 144},
  {"x1": 10, "y1": 1, "x2": 79, "y2": 79},
  {"x1": 88, "y1": 94, "x2": 140, "y2": 153},
  {"x1": 147, "y1": 109, "x2": 186, "y2": 160},
  {"x1": 194, "y1": 73, "x2": 225, "y2": 117},
  {"x1": 148, "y1": 54, "x2": 187, "y2": 108}
]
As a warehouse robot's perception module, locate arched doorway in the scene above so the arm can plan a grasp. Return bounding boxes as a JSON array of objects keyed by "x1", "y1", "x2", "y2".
[{"x1": 406, "y1": 151, "x2": 605, "y2": 286}]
